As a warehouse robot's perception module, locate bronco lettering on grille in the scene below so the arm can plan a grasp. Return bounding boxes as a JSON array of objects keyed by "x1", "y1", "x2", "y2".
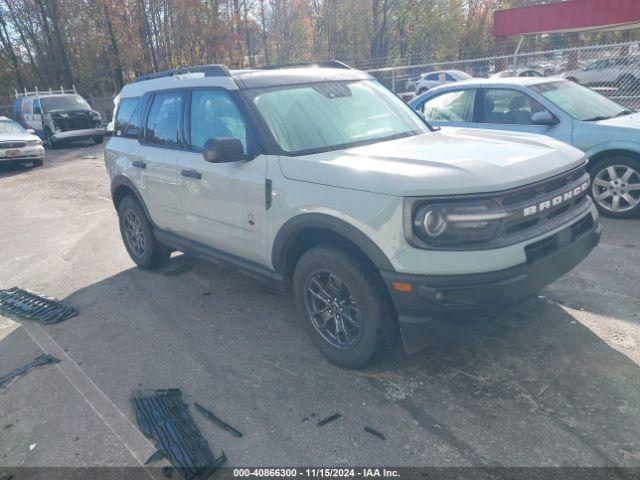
[{"x1": 523, "y1": 180, "x2": 589, "y2": 217}]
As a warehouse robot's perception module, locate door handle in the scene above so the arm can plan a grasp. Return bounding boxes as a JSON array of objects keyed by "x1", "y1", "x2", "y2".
[
  {"x1": 132, "y1": 160, "x2": 146, "y2": 169},
  {"x1": 181, "y1": 169, "x2": 202, "y2": 180}
]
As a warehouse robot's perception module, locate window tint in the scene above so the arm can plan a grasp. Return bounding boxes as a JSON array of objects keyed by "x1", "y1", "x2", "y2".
[
  {"x1": 425, "y1": 73, "x2": 438, "y2": 81},
  {"x1": 481, "y1": 89, "x2": 546, "y2": 125},
  {"x1": 445, "y1": 73, "x2": 455, "y2": 81},
  {"x1": 115, "y1": 97, "x2": 141, "y2": 137},
  {"x1": 422, "y1": 90, "x2": 475, "y2": 123},
  {"x1": 190, "y1": 90, "x2": 248, "y2": 153},
  {"x1": 145, "y1": 92, "x2": 184, "y2": 146},
  {"x1": 33, "y1": 99, "x2": 41, "y2": 114}
]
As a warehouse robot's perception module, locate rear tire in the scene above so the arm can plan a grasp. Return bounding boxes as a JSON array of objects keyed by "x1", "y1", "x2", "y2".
[
  {"x1": 292, "y1": 246, "x2": 395, "y2": 369},
  {"x1": 117, "y1": 196, "x2": 170, "y2": 268}
]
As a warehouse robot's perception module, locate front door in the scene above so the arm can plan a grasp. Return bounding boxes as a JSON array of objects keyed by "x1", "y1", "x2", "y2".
[{"x1": 177, "y1": 88, "x2": 268, "y2": 265}]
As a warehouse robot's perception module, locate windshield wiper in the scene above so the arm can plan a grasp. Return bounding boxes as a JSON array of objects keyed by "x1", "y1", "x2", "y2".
[{"x1": 583, "y1": 115, "x2": 612, "y2": 122}]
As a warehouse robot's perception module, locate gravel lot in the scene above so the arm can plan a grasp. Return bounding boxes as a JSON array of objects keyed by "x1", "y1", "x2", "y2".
[{"x1": 0, "y1": 144, "x2": 639, "y2": 475}]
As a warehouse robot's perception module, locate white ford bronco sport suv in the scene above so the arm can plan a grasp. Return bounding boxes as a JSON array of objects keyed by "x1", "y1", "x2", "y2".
[{"x1": 105, "y1": 63, "x2": 601, "y2": 369}]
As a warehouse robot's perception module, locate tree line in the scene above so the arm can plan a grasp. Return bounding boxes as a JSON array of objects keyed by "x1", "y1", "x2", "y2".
[{"x1": 0, "y1": 0, "x2": 634, "y2": 107}]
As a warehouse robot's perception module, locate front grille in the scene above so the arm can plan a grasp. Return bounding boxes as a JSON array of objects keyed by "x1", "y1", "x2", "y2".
[
  {"x1": 53, "y1": 114, "x2": 95, "y2": 132},
  {"x1": 0, "y1": 141, "x2": 26, "y2": 149},
  {"x1": 525, "y1": 214, "x2": 594, "y2": 264},
  {"x1": 498, "y1": 164, "x2": 590, "y2": 241}
]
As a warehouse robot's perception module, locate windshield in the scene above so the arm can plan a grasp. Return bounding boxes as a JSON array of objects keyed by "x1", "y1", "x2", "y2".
[
  {"x1": 40, "y1": 95, "x2": 92, "y2": 113},
  {"x1": 0, "y1": 120, "x2": 26, "y2": 134},
  {"x1": 249, "y1": 80, "x2": 429, "y2": 154},
  {"x1": 531, "y1": 81, "x2": 631, "y2": 121}
]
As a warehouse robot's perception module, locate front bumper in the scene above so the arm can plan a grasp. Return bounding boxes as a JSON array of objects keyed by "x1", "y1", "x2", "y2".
[
  {"x1": 0, "y1": 147, "x2": 45, "y2": 162},
  {"x1": 381, "y1": 213, "x2": 601, "y2": 353},
  {"x1": 52, "y1": 127, "x2": 105, "y2": 142}
]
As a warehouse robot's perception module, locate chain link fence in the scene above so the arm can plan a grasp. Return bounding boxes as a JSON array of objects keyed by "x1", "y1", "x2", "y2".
[{"x1": 366, "y1": 41, "x2": 640, "y2": 111}]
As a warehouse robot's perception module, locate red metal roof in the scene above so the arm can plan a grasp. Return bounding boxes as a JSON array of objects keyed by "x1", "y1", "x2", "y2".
[{"x1": 494, "y1": 0, "x2": 640, "y2": 37}]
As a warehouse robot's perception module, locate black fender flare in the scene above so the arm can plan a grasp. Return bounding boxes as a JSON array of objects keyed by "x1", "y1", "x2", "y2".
[
  {"x1": 271, "y1": 213, "x2": 395, "y2": 273},
  {"x1": 110, "y1": 175, "x2": 154, "y2": 224}
]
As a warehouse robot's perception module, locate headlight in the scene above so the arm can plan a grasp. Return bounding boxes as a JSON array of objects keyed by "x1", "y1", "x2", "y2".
[
  {"x1": 411, "y1": 199, "x2": 508, "y2": 247},
  {"x1": 27, "y1": 139, "x2": 43, "y2": 147}
]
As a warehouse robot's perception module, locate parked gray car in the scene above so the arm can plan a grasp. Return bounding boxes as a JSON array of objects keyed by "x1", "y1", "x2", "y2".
[{"x1": 409, "y1": 77, "x2": 640, "y2": 218}]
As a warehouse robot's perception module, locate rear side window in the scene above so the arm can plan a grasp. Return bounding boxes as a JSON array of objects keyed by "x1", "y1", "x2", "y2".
[
  {"x1": 145, "y1": 92, "x2": 184, "y2": 147},
  {"x1": 422, "y1": 90, "x2": 475, "y2": 122},
  {"x1": 115, "y1": 97, "x2": 141, "y2": 137},
  {"x1": 189, "y1": 89, "x2": 248, "y2": 153}
]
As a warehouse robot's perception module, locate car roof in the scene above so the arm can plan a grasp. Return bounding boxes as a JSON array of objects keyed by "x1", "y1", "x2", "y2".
[
  {"x1": 408, "y1": 76, "x2": 569, "y2": 106},
  {"x1": 119, "y1": 67, "x2": 373, "y2": 98}
]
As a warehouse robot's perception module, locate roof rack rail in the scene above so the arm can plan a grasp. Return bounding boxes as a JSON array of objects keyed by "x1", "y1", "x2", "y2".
[
  {"x1": 132, "y1": 64, "x2": 231, "y2": 83},
  {"x1": 262, "y1": 60, "x2": 352, "y2": 70},
  {"x1": 15, "y1": 85, "x2": 77, "y2": 99}
]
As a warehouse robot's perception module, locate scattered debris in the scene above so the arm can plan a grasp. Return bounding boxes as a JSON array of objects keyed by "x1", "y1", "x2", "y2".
[
  {"x1": 316, "y1": 414, "x2": 341, "y2": 427},
  {"x1": 0, "y1": 287, "x2": 77, "y2": 324},
  {"x1": 194, "y1": 402, "x2": 243, "y2": 438},
  {"x1": 364, "y1": 427, "x2": 385, "y2": 440},
  {"x1": 130, "y1": 389, "x2": 226, "y2": 480},
  {"x1": 3, "y1": 424, "x2": 13, "y2": 430},
  {"x1": 144, "y1": 449, "x2": 166, "y2": 465},
  {"x1": 29, "y1": 443, "x2": 37, "y2": 451},
  {"x1": 0, "y1": 354, "x2": 60, "y2": 389}
]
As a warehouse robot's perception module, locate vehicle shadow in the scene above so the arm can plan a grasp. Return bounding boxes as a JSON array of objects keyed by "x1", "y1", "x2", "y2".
[
  {"x1": 0, "y1": 161, "x2": 37, "y2": 178},
  {"x1": 37, "y1": 253, "x2": 640, "y2": 466}
]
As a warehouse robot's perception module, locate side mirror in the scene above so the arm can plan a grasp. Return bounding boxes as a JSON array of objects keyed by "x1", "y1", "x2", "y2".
[
  {"x1": 26, "y1": 128, "x2": 36, "y2": 134},
  {"x1": 531, "y1": 111, "x2": 558, "y2": 126},
  {"x1": 126, "y1": 127, "x2": 140, "y2": 138},
  {"x1": 202, "y1": 137, "x2": 244, "y2": 163}
]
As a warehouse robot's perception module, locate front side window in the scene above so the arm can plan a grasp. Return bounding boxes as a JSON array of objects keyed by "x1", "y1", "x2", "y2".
[
  {"x1": 190, "y1": 89, "x2": 248, "y2": 153},
  {"x1": 40, "y1": 95, "x2": 91, "y2": 113},
  {"x1": 531, "y1": 81, "x2": 630, "y2": 121},
  {"x1": 115, "y1": 97, "x2": 141, "y2": 137},
  {"x1": 250, "y1": 80, "x2": 428, "y2": 155},
  {"x1": 422, "y1": 89, "x2": 475, "y2": 123},
  {"x1": 145, "y1": 92, "x2": 184, "y2": 147},
  {"x1": 482, "y1": 89, "x2": 546, "y2": 125}
]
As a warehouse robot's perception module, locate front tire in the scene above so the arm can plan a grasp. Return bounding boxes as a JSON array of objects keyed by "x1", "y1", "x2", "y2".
[
  {"x1": 590, "y1": 156, "x2": 640, "y2": 218},
  {"x1": 117, "y1": 196, "x2": 170, "y2": 268},
  {"x1": 44, "y1": 129, "x2": 57, "y2": 149},
  {"x1": 32, "y1": 159, "x2": 43, "y2": 167},
  {"x1": 292, "y1": 247, "x2": 395, "y2": 369}
]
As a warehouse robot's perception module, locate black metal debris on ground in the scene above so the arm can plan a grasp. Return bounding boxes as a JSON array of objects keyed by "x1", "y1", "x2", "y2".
[
  {"x1": 130, "y1": 389, "x2": 226, "y2": 480},
  {"x1": 0, "y1": 287, "x2": 77, "y2": 324},
  {"x1": 194, "y1": 402, "x2": 243, "y2": 438},
  {"x1": 0, "y1": 354, "x2": 60, "y2": 389},
  {"x1": 316, "y1": 413, "x2": 342, "y2": 427},
  {"x1": 364, "y1": 426, "x2": 386, "y2": 440}
]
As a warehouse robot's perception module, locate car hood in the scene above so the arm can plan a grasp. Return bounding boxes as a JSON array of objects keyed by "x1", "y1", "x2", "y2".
[
  {"x1": 595, "y1": 112, "x2": 640, "y2": 130},
  {"x1": 277, "y1": 127, "x2": 586, "y2": 196},
  {"x1": 0, "y1": 132, "x2": 40, "y2": 142}
]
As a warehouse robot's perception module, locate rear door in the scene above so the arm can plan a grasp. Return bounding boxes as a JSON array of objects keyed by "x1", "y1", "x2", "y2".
[
  {"x1": 417, "y1": 88, "x2": 477, "y2": 128},
  {"x1": 176, "y1": 88, "x2": 268, "y2": 264},
  {"x1": 128, "y1": 90, "x2": 187, "y2": 234},
  {"x1": 477, "y1": 87, "x2": 572, "y2": 143}
]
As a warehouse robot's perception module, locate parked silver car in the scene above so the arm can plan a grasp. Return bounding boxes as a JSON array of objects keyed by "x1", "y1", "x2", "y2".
[
  {"x1": 409, "y1": 77, "x2": 640, "y2": 218},
  {"x1": 0, "y1": 116, "x2": 45, "y2": 167}
]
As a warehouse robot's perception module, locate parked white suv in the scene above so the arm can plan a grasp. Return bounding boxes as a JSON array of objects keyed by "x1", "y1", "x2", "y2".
[{"x1": 106, "y1": 63, "x2": 601, "y2": 368}]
